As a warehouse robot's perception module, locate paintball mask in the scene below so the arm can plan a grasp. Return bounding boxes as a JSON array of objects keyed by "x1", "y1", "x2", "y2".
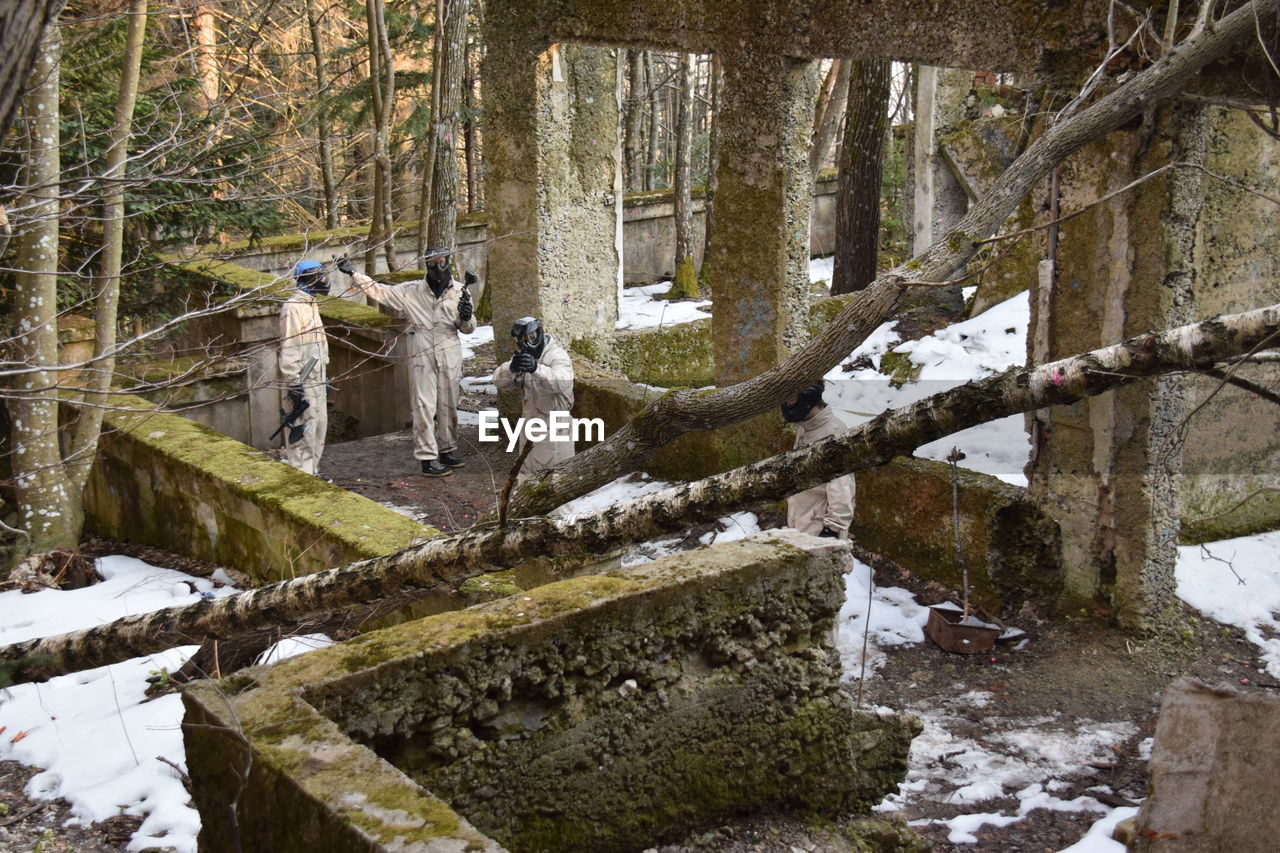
[
  {"x1": 511, "y1": 316, "x2": 546, "y2": 360},
  {"x1": 292, "y1": 259, "x2": 330, "y2": 296},
  {"x1": 781, "y1": 382, "x2": 824, "y2": 423},
  {"x1": 424, "y1": 247, "x2": 451, "y2": 296}
]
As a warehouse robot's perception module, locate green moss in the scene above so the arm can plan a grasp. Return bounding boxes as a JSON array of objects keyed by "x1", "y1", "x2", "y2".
[
  {"x1": 611, "y1": 320, "x2": 714, "y2": 388},
  {"x1": 381, "y1": 268, "x2": 425, "y2": 284},
  {"x1": 666, "y1": 256, "x2": 700, "y2": 300},
  {"x1": 1181, "y1": 488, "x2": 1280, "y2": 544},
  {"x1": 878, "y1": 351, "x2": 922, "y2": 388},
  {"x1": 458, "y1": 569, "x2": 523, "y2": 603},
  {"x1": 95, "y1": 392, "x2": 433, "y2": 570},
  {"x1": 174, "y1": 259, "x2": 393, "y2": 329}
]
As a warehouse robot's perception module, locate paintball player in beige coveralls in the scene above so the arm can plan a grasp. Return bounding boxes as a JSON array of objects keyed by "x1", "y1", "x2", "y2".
[
  {"x1": 492, "y1": 317, "x2": 576, "y2": 483},
  {"x1": 279, "y1": 260, "x2": 331, "y2": 476},
  {"x1": 338, "y1": 249, "x2": 475, "y2": 477},
  {"x1": 782, "y1": 381, "x2": 855, "y2": 539}
]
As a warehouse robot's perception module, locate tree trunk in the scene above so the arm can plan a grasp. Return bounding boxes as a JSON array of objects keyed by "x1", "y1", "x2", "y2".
[
  {"x1": 416, "y1": 0, "x2": 444, "y2": 260},
  {"x1": 0, "y1": 0, "x2": 66, "y2": 257},
  {"x1": 624, "y1": 49, "x2": 644, "y2": 191},
  {"x1": 700, "y1": 52, "x2": 720, "y2": 282},
  {"x1": 496, "y1": 0, "x2": 1275, "y2": 520},
  {"x1": 463, "y1": 27, "x2": 477, "y2": 213},
  {"x1": 5, "y1": 302, "x2": 1278, "y2": 683},
  {"x1": 306, "y1": 0, "x2": 339, "y2": 228},
  {"x1": 810, "y1": 59, "x2": 850, "y2": 178},
  {"x1": 645, "y1": 51, "x2": 659, "y2": 191},
  {"x1": 668, "y1": 52, "x2": 697, "y2": 298},
  {"x1": 365, "y1": 0, "x2": 395, "y2": 272},
  {"x1": 65, "y1": 0, "x2": 148, "y2": 497},
  {"x1": 0, "y1": 0, "x2": 65, "y2": 144},
  {"x1": 426, "y1": 0, "x2": 469, "y2": 255},
  {"x1": 831, "y1": 59, "x2": 891, "y2": 295},
  {"x1": 10, "y1": 27, "x2": 73, "y2": 553},
  {"x1": 191, "y1": 2, "x2": 218, "y2": 108}
]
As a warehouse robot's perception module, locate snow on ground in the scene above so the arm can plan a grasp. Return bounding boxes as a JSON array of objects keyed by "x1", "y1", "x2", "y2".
[
  {"x1": 0, "y1": 556, "x2": 330, "y2": 853},
  {"x1": 1176, "y1": 531, "x2": 1280, "y2": 677},
  {"x1": 4, "y1": 529, "x2": 1280, "y2": 851},
  {"x1": 839, "y1": 552, "x2": 1135, "y2": 847},
  {"x1": 616, "y1": 281, "x2": 712, "y2": 330},
  {"x1": 838, "y1": 530, "x2": 1280, "y2": 848},
  {"x1": 459, "y1": 324, "x2": 494, "y2": 360}
]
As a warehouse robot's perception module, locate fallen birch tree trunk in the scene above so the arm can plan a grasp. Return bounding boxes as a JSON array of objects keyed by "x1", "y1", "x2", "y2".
[
  {"x1": 2, "y1": 302, "x2": 1277, "y2": 684},
  {"x1": 500, "y1": 0, "x2": 1278, "y2": 519}
]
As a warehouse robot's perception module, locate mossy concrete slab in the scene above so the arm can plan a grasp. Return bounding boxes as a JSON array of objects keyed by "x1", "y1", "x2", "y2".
[
  {"x1": 852, "y1": 458, "x2": 1064, "y2": 614},
  {"x1": 182, "y1": 531, "x2": 919, "y2": 853},
  {"x1": 82, "y1": 393, "x2": 434, "y2": 582}
]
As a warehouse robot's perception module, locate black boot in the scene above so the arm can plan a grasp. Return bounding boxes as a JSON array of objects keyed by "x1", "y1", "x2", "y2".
[
  {"x1": 420, "y1": 459, "x2": 452, "y2": 477},
  {"x1": 438, "y1": 450, "x2": 465, "y2": 468}
]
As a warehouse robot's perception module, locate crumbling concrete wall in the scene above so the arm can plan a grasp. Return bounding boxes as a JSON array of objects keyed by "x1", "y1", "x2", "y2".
[
  {"x1": 182, "y1": 531, "x2": 919, "y2": 853},
  {"x1": 1131, "y1": 679, "x2": 1280, "y2": 852},
  {"x1": 1178, "y1": 107, "x2": 1280, "y2": 543},
  {"x1": 483, "y1": 24, "x2": 621, "y2": 362},
  {"x1": 851, "y1": 458, "x2": 1063, "y2": 614},
  {"x1": 1029, "y1": 103, "x2": 1279, "y2": 626}
]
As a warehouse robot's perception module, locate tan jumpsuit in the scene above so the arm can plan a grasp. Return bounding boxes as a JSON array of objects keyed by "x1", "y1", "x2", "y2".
[
  {"x1": 279, "y1": 289, "x2": 329, "y2": 476},
  {"x1": 349, "y1": 272, "x2": 475, "y2": 461},
  {"x1": 786, "y1": 405, "x2": 856, "y2": 539},
  {"x1": 492, "y1": 337, "x2": 576, "y2": 482}
]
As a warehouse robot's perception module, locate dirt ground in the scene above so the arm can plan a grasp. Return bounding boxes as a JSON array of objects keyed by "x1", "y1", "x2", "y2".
[{"x1": 2, "y1": 424, "x2": 1273, "y2": 851}]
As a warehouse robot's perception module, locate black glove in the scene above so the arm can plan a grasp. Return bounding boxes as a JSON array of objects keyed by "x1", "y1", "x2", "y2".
[
  {"x1": 511, "y1": 351, "x2": 537, "y2": 374},
  {"x1": 464, "y1": 271, "x2": 477, "y2": 286},
  {"x1": 287, "y1": 385, "x2": 305, "y2": 408},
  {"x1": 336, "y1": 256, "x2": 354, "y2": 276},
  {"x1": 818, "y1": 526, "x2": 839, "y2": 538},
  {"x1": 457, "y1": 287, "x2": 473, "y2": 322}
]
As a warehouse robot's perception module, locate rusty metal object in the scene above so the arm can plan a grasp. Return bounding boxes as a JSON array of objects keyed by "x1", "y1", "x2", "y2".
[{"x1": 926, "y1": 604, "x2": 1001, "y2": 654}]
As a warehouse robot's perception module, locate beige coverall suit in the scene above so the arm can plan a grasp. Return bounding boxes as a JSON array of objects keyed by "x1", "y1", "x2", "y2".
[
  {"x1": 786, "y1": 405, "x2": 856, "y2": 539},
  {"x1": 492, "y1": 337, "x2": 576, "y2": 482},
  {"x1": 350, "y1": 272, "x2": 475, "y2": 461},
  {"x1": 279, "y1": 289, "x2": 329, "y2": 476}
]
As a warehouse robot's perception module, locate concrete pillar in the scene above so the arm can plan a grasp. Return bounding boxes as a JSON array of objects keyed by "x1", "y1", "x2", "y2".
[
  {"x1": 482, "y1": 24, "x2": 621, "y2": 366},
  {"x1": 1029, "y1": 103, "x2": 1208, "y2": 630},
  {"x1": 237, "y1": 305, "x2": 283, "y2": 450},
  {"x1": 705, "y1": 49, "x2": 817, "y2": 386}
]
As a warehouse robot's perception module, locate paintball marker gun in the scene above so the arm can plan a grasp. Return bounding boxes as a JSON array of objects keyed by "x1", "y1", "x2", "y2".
[{"x1": 271, "y1": 354, "x2": 320, "y2": 444}]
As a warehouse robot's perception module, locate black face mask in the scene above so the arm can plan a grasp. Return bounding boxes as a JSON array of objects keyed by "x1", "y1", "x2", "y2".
[
  {"x1": 299, "y1": 276, "x2": 329, "y2": 296},
  {"x1": 426, "y1": 264, "x2": 449, "y2": 297},
  {"x1": 781, "y1": 384, "x2": 824, "y2": 423}
]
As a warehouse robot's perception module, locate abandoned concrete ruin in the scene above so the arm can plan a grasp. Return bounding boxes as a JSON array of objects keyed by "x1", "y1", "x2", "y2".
[{"x1": 44, "y1": 0, "x2": 1276, "y2": 850}]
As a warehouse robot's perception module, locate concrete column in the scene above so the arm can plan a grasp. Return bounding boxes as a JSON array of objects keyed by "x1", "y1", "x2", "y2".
[
  {"x1": 482, "y1": 25, "x2": 621, "y2": 366},
  {"x1": 237, "y1": 305, "x2": 283, "y2": 450},
  {"x1": 1029, "y1": 103, "x2": 1208, "y2": 630},
  {"x1": 705, "y1": 49, "x2": 817, "y2": 387}
]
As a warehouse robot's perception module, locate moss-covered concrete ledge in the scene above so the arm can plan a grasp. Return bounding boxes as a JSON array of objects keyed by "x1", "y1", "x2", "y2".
[
  {"x1": 853, "y1": 458, "x2": 1064, "y2": 614},
  {"x1": 173, "y1": 258, "x2": 394, "y2": 329},
  {"x1": 182, "y1": 531, "x2": 920, "y2": 853},
  {"x1": 82, "y1": 393, "x2": 434, "y2": 582}
]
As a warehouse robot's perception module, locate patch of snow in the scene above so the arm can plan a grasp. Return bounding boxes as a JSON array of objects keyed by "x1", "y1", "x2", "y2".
[
  {"x1": 1176, "y1": 531, "x2": 1280, "y2": 677},
  {"x1": 0, "y1": 556, "x2": 241, "y2": 853},
  {"x1": 835, "y1": 558, "x2": 930, "y2": 681},
  {"x1": 459, "y1": 324, "x2": 494, "y2": 360},
  {"x1": 616, "y1": 281, "x2": 711, "y2": 330},
  {"x1": 257, "y1": 633, "x2": 335, "y2": 666},
  {"x1": 1056, "y1": 806, "x2": 1138, "y2": 852}
]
